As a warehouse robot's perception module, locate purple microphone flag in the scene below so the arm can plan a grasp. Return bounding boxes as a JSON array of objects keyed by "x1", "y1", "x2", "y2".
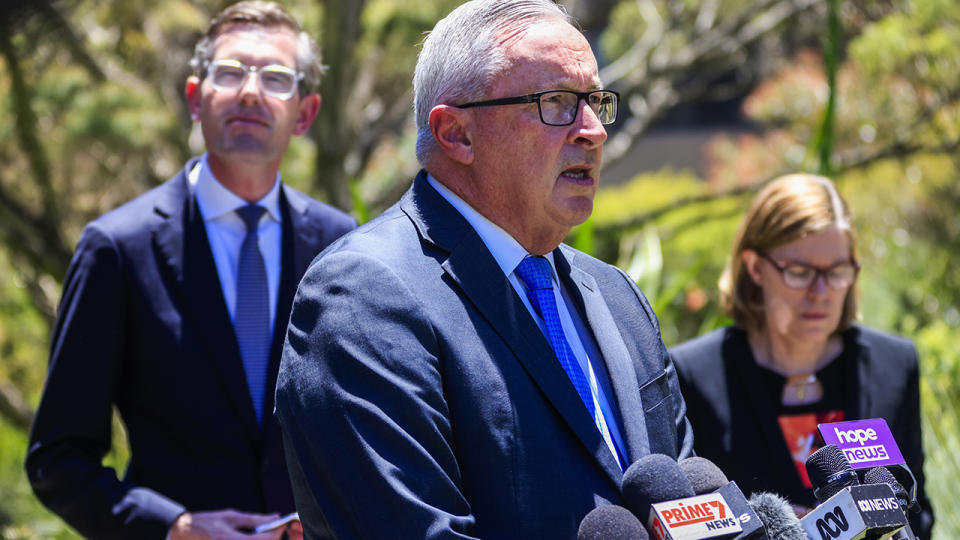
[{"x1": 818, "y1": 418, "x2": 906, "y2": 469}]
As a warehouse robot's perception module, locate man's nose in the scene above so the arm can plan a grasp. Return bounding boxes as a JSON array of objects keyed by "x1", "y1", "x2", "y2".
[
  {"x1": 568, "y1": 100, "x2": 607, "y2": 149},
  {"x1": 237, "y1": 71, "x2": 262, "y2": 103}
]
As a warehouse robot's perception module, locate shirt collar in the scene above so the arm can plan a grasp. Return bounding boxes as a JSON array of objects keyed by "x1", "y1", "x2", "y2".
[
  {"x1": 426, "y1": 173, "x2": 558, "y2": 283},
  {"x1": 188, "y1": 153, "x2": 282, "y2": 222}
]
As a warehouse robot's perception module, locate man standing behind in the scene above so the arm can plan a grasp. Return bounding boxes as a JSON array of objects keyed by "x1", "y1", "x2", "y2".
[
  {"x1": 26, "y1": 2, "x2": 355, "y2": 539},
  {"x1": 276, "y1": 1, "x2": 693, "y2": 538}
]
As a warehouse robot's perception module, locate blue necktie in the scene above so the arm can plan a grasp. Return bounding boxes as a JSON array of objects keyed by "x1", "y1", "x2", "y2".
[
  {"x1": 235, "y1": 204, "x2": 270, "y2": 424},
  {"x1": 515, "y1": 256, "x2": 597, "y2": 420}
]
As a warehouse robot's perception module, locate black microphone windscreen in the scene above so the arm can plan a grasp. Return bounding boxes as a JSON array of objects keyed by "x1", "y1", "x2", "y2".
[
  {"x1": 747, "y1": 492, "x2": 806, "y2": 540},
  {"x1": 678, "y1": 456, "x2": 729, "y2": 494},
  {"x1": 806, "y1": 444, "x2": 859, "y2": 502},
  {"x1": 885, "y1": 463, "x2": 920, "y2": 510},
  {"x1": 621, "y1": 454, "x2": 695, "y2": 520},
  {"x1": 578, "y1": 505, "x2": 650, "y2": 540},
  {"x1": 864, "y1": 466, "x2": 910, "y2": 509}
]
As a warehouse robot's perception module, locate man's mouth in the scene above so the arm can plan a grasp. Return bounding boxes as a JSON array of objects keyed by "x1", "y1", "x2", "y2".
[
  {"x1": 227, "y1": 114, "x2": 269, "y2": 127},
  {"x1": 560, "y1": 166, "x2": 594, "y2": 184}
]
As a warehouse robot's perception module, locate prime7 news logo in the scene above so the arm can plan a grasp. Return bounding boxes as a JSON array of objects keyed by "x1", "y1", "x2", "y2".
[
  {"x1": 648, "y1": 492, "x2": 742, "y2": 540},
  {"x1": 818, "y1": 418, "x2": 905, "y2": 468}
]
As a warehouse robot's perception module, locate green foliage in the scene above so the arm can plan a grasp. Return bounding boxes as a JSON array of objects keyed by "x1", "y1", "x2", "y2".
[
  {"x1": 597, "y1": 2, "x2": 960, "y2": 535},
  {"x1": 0, "y1": 419, "x2": 81, "y2": 540},
  {"x1": 593, "y1": 169, "x2": 748, "y2": 345}
]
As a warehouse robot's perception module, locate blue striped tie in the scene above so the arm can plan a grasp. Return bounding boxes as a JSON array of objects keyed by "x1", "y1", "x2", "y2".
[
  {"x1": 235, "y1": 204, "x2": 270, "y2": 425},
  {"x1": 515, "y1": 256, "x2": 597, "y2": 420}
]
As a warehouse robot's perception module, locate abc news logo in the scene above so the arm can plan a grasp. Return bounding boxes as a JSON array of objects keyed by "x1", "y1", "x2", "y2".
[
  {"x1": 813, "y1": 506, "x2": 849, "y2": 540},
  {"x1": 833, "y1": 427, "x2": 889, "y2": 464},
  {"x1": 812, "y1": 496, "x2": 902, "y2": 540}
]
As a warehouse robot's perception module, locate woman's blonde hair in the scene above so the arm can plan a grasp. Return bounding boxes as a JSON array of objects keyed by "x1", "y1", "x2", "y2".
[{"x1": 719, "y1": 173, "x2": 860, "y2": 333}]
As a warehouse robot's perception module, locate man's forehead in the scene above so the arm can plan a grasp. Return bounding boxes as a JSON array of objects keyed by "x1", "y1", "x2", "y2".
[
  {"x1": 496, "y1": 20, "x2": 601, "y2": 90},
  {"x1": 211, "y1": 24, "x2": 298, "y2": 60}
]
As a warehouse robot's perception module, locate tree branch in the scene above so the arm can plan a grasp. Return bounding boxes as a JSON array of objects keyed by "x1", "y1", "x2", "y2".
[{"x1": 0, "y1": 381, "x2": 34, "y2": 433}]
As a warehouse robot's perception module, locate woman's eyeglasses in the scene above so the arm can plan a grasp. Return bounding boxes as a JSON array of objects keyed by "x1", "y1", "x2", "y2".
[{"x1": 757, "y1": 251, "x2": 860, "y2": 290}]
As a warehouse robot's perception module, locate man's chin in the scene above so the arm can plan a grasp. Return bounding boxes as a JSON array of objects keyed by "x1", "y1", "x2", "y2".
[{"x1": 560, "y1": 198, "x2": 594, "y2": 226}]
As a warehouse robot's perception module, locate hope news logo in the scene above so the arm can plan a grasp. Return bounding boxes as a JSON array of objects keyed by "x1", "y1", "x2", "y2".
[
  {"x1": 833, "y1": 426, "x2": 889, "y2": 464},
  {"x1": 814, "y1": 506, "x2": 849, "y2": 540}
]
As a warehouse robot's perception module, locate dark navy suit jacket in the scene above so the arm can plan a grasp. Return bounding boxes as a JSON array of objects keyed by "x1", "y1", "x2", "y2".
[
  {"x1": 26, "y1": 159, "x2": 356, "y2": 539},
  {"x1": 671, "y1": 325, "x2": 934, "y2": 539},
  {"x1": 276, "y1": 172, "x2": 694, "y2": 539}
]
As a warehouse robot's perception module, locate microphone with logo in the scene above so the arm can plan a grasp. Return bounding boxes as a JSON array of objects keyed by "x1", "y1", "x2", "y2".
[
  {"x1": 678, "y1": 457, "x2": 806, "y2": 540},
  {"x1": 818, "y1": 419, "x2": 923, "y2": 521},
  {"x1": 578, "y1": 504, "x2": 650, "y2": 540},
  {"x1": 862, "y1": 467, "x2": 916, "y2": 540},
  {"x1": 800, "y1": 444, "x2": 907, "y2": 540},
  {"x1": 621, "y1": 454, "x2": 743, "y2": 540}
]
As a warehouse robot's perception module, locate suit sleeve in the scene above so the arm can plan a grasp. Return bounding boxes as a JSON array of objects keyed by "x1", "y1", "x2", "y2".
[
  {"x1": 25, "y1": 225, "x2": 184, "y2": 540},
  {"x1": 276, "y1": 250, "x2": 478, "y2": 540},
  {"x1": 899, "y1": 343, "x2": 934, "y2": 539}
]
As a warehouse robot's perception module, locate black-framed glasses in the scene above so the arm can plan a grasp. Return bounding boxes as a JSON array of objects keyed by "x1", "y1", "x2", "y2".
[
  {"x1": 454, "y1": 89, "x2": 619, "y2": 126},
  {"x1": 205, "y1": 59, "x2": 303, "y2": 100},
  {"x1": 758, "y1": 251, "x2": 861, "y2": 290}
]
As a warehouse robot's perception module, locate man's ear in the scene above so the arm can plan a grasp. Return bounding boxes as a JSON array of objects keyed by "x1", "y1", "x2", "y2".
[
  {"x1": 293, "y1": 92, "x2": 321, "y2": 135},
  {"x1": 741, "y1": 249, "x2": 762, "y2": 286},
  {"x1": 185, "y1": 76, "x2": 201, "y2": 122},
  {"x1": 429, "y1": 105, "x2": 473, "y2": 165}
]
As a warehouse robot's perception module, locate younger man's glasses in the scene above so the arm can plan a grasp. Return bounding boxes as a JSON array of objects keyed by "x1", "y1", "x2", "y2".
[{"x1": 205, "y1": 59, "x2": 303, "y2": 100}]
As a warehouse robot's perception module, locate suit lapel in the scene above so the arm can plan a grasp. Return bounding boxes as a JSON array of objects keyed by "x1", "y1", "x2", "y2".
[
  {"x1": 152, "y1": 164, "x2": 263, "y2": 446},
  {"x1": 402, "y1": 173, "x2": 621, "y2": 489},
  {"x1": 557, "y1": 249, "x2": 650, "y2": 466},
  {"x1": 263, "y1": 186, "x2": 317, "y2": 435}
]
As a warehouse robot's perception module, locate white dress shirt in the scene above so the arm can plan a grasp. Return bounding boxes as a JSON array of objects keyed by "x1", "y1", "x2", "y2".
[
  {"x1": 427, "y1": 174, "x2": 626, "y2": 468},
  {"x1": 188, "y1": 155, "x2": 282, "y2": 331}
]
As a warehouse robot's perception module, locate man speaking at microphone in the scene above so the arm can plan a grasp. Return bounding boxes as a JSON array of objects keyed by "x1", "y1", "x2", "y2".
[{"x1": 275, "y1": 0, "x2": 694, "y2": 538}]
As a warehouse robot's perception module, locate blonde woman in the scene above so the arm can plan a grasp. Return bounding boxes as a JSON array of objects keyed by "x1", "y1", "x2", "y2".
[{"x1": 670, "y1": 174, "x2": 932, "y2": 538}]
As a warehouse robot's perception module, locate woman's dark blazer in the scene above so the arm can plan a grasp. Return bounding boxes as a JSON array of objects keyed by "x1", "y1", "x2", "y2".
[{"x1": 670, "y1": 324, "x2": 933, "y2": 539}]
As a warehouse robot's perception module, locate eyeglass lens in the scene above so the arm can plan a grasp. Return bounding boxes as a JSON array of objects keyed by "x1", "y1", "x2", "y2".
[
  {"x1": 540, "y1": 91, "x2": 617, "y2": 125},
  {"x1": 209, "y1": 61, "x2": 298, "y2": 97},
  {"x1": 781, "y1": 263, "x2": 857, "y2": 289}
]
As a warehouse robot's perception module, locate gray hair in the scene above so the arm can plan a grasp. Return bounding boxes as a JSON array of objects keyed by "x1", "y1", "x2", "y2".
[
  {"x1": 413, "y1": 0, "x2": 571, "y2": 165},
  {"x1": 189, "y1": 1, "x2": 324, "y2": 95}
]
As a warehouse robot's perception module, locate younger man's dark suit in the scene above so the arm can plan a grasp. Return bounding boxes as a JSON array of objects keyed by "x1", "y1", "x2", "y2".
[{"x1": 26, "y1": 158, "x2": 356, "y2": 540}]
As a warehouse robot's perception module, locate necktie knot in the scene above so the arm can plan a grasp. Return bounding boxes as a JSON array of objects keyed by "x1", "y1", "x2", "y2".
[
  {"x1": 515, "y1": 256, "x2": 553, "y2": 292},
  {"x1": 236, "y1": 204, "x2": 266, "y2": 234}
]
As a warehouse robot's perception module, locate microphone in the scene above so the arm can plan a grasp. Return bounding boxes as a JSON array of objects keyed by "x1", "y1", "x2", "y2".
[
  {"x1": 801, "y1": 445, "x2": 908, "y2": 539},
  {"x1": 746, "y1": 492, "x2": 807, "y2": 540},
  {"x1": 818, "y1": 418, "x2": 922, "y2": 513},
  {"x1": 680, "y1": 457, "x2": 762, "y2": 539},
  {"x1": 578, "y1": 505, "x2": 650, "y2": 540},
  {"x1": 680, "y1": 457, "x2": 730, "y2": 493},
  {"x1": 806, "y1": 445, "x2": 860, "y2": 504},
  {"x1": 880, "y1": 463, "x2": 919, "y2": 512},
  {"x1": 622, "y1": 454, "x2": 696, "y2": 520},
  {"x1": 679, "y1": 457, "x2": 805, "y2": 540},
  {"x1": 863, "y1": 467, "x2": 916, "y2": 540},
  {"x1": 622, "y1": 454, "x2": 742, "y2": 540}
]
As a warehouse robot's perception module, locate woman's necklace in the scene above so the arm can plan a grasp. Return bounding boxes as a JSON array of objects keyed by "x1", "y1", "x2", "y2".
[
  {"x1": 750, "y1": 335, "x2": 839, "y2": 406},
  {"x1": 782, "y1": 374, "x2": 822, "y2": 405}
]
